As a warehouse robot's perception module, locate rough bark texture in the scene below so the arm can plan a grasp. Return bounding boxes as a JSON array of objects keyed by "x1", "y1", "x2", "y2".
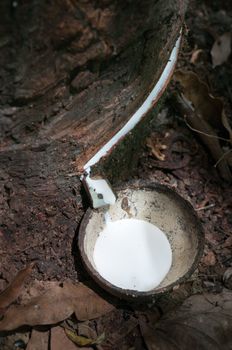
[{"x1": 0, "y1": 0, "x2": 185, "y2": 281}]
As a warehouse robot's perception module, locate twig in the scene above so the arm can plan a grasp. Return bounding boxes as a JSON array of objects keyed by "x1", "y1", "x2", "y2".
[{"x1": 196, "y1": 203, "x2": 215, "y2": 211}]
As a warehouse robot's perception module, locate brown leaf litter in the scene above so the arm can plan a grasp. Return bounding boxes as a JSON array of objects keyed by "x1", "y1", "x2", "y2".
[
  {"x1": 146, "y1": 136, "x2": 167, "y2": 161},
  {"x1": 174, "y1": 69, "x2": 232, "y2": 181},
  {"x1": 0, "y1": 263, "x2": 35, "y2": 314},
  {"x1": 26, "y1": 329, "x2": 49, "y2": 350},
  {"x1": 146, "y1": 130, "x2": 194, "y2": 170},
  {"x1": 190, "y1": 47, "x2": 204, "y2": 64},
  {"x1": 202, "y1": 251, "x2": 217, "y2": 266},
  {"x1": 51, "y1": 326, "x2": 89, "y2": 350},
  {"x1": 65, "y1": 328, "x2": 105, "y2": 347},
  {"x1": 0, "y1": 282, "x2": 114, "y2": 331},
  {"x1": 139, "y1": 290, "x2": 232, "y2": 350}
]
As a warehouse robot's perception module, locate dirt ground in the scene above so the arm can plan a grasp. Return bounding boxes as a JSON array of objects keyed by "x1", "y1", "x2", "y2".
[{"x1": 0, "y1": 0, "x2": 232, "y2": 349}]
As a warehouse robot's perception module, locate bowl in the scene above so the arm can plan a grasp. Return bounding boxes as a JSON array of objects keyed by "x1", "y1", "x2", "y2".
[{"x1": 78, "y1": 181, "x2": 204, "y2": 301}]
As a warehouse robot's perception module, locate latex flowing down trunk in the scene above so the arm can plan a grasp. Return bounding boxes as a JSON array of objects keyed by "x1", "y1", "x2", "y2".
[{"x1": 0, "y1": 0, "x2": 185, "y2": 280}]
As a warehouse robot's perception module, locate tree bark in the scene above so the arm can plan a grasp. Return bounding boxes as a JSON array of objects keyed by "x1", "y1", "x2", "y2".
[{"x1": 0, "y1": 0, "x2": 185, "y2": 281}]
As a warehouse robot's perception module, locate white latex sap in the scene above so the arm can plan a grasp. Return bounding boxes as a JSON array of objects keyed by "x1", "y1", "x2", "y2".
[
  {"x1": 93, "y1": 218, "x2": 172, "y2": 291},
  {"x1": 84, "y1": 35, "x2": 181, "y2": 171},
  {"x1": 81, "y1": 34, "x2": 182, "y2": 207}
]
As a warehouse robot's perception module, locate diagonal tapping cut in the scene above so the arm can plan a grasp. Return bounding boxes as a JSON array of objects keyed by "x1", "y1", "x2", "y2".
[{"x1": 82, "y1": 34, "x2": 182, "y2": 208}]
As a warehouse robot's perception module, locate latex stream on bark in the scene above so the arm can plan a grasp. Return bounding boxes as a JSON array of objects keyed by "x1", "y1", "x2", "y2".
[{"x1": 82, "y1": 34, "x2": 182, "y2": 209}]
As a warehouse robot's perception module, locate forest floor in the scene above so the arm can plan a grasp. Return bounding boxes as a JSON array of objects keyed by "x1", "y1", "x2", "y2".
[{"x1": 1, "y1": 0, "x2": 232, "y2": 349}]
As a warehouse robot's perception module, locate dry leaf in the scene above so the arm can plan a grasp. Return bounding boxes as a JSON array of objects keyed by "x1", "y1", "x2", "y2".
[
  {"x1": 174, "y1": 70, "x2": 224, "y2": 128},
  {"x1": 211, "y1": 33, "x2": 231, "y2": 68},
  {"x1": 73, "y1": 284, "x2": 114, "y2": 321},
  {"x1": 146, "y1": 136, "x2": 166, "y2": 161},
  {"x1": 77, "y1": 322, "x2": 97, "y2": 339},
  {"x1": 140, "y1": 290, "x2": 232, "y2": 350},
  {"x1": 190, "y1": 48, "x2": 203, "y2": 64},
  {"x1": 0, "y1": 282, "x2": 114, "y2": 331},
  {"x1": 26, "y1": 329, "x2": 49, "y2": 350},
  {"x1": 174, "y1": 70, "x2": 232, "y2": 181},
  {"x1": 177, "y1": 94, "x2": 232, "y2": 181},
  {"x1": 0, "y1": 263, "x2": 34, "y2": 310},
  {"x1": 65, "y1": 328, "x2": 105, "y2": 347},
  {"x1": 51, "y1": 326, "x2": 87, "y2": 350},
  {"x1": 146, "y1": 131, "x2": 193, "y2": 170},
  {"x1": 202, "y1": 251, "x2": 216, "y2": 266}
]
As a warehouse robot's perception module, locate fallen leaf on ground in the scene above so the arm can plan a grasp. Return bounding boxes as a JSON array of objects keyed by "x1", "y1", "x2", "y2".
[
  {"x1": 0, "y1": 282, "x2": 114, "y2": 331},
  {"x1": 146, "y1": 131, "x2": 193, "y2": 170},
  {"x1": 73, "y1": 284, "x2": 114, "y2": 321},
  {"x1": 140, "y1": 290, "x2": 232, "y2": 350},
  {"x1": 19, "y1": 280, "x2": 59, "y2": 304},
  {"x1": 202, "y1": 251, "x2": 217, "y2": 266},
  {"x1": 146, "y1": 136, "x2": 166, "y2": 160},
  {"x1": 175, "y1": 70, "x2": 224, "y2": 130},
  {"x1": 51, "y1": 326, "x2": 89, "y2": 350},
  {"x1": 211, "y1": 32, "x2": 231, "y2": 68},
  {"x1": 174, "y1": 70, "x2": 232, "y2": 181},
  {"x1": 77, "y1": 322, "x2": 97, "y2": 339},
  {"x1": 26, "y1": 329, "x2": 49, "y2": 350},
  {"x1": 0, "y1": 263, "x2": 34, "y2": 310},
  {"x1": 190, "y1": 48, "x2": 203, "y2": 64},
  {"x1": 65, "y1": 328, "x2": 105, "y2": 347}
]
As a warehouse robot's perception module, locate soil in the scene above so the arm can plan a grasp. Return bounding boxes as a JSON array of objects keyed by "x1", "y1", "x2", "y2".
[{"x1": 0, "y1": 0, "x2": 232, "y2": 349}]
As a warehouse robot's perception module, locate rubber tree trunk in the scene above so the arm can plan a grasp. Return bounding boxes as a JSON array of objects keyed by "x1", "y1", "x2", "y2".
[{"x1": 0, "y1": 0, "x2": 185, "y2": 280}]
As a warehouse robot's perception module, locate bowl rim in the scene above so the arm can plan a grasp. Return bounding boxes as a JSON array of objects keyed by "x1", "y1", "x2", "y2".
[{"x1": 78, "y1": 180, "x2": 204, "y2": 300}]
